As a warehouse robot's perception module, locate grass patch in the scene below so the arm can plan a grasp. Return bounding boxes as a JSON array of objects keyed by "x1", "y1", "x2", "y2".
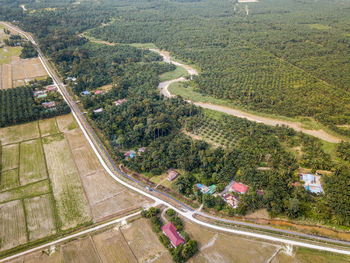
[
  {"x1": 0, "y1": 122, "x2": 40, "y2": 145},
  {"x1": 159, "y1": 65, "x2": 189, "y2": 82},
  {"x1": 309, "y1": 24, "x2": 331, "y2": 30},
  {"x1": 296, "y1": 247, "x2": 350, "y2": 262},
  {"x1": 1, "y1": 144, "x2": 19, "y2": 171},
  {"x1": 39, "y1": 118, "x2": 60, "y2": 137},
  {"x1": 0, "y1": 46, "x2": 22, "y2": 65}
]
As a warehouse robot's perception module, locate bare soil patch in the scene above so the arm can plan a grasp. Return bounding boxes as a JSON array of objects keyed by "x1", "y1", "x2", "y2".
[
  {"x1": 0, "y1": 122, "x2": 39, "y2": 145},
  {"x1": 43, "y1": 134, "x2": 91, "y2": 230},
  {"x1": 24, "y1": 194, "x2": 56, "y2": 241},
  {"x1": 0, "y1": 200, "x2": 27, "y2": 251},
  {"x1": 23, "y1": 250, "x2": 63, "y2": 263},
  {"x1": 62, "y1": 237, "x2": 101, "y2": 263},
  {"x1": 121, "y1": 218, "x2": 172, "y2": 262},
  {"x1": 92, "y1": 228, "x2": 137, "y2": 263}
]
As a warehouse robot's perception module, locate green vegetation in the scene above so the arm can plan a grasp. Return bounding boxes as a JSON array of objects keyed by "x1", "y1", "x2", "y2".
[
  {"x1": 0, "y1": 169, "x2": 19, "y2": 191},
  {"x1": 296, "y1": 247, "x2": 350, "y2": 263},
  {"x1": 159, "y1": 66, "x2": 189, "y2": 82},
  {"x1": 0, "y1": 46, "x2": 22, "y2": 64},
  {"x1": 0, "y1": 78, "x2": 70, "y2": 128}
]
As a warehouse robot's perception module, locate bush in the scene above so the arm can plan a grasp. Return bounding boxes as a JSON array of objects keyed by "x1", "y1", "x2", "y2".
[
  {"x1": 166, "y1": 208, "x2": 176, "y2": 218},
  {"x1": 150, "y1": 216, "x2": 162, "y2": 233}
]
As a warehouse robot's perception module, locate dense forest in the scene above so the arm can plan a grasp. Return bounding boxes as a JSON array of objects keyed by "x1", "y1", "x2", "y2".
[
  {"x1": 0, "y1": 78, "x2": 70, "y2": 127},
  {"x1": 1, "y1": 0, "x2": 350, "y2": 226}
]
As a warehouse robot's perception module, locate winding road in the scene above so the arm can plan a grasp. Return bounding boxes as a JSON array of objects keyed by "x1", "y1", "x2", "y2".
[
  {"x1": 1, "y1": 22, "x2": 350, "y2": 261},
  {"x1": 153, "y1": 49, "x2": 341, "y2": 143}
]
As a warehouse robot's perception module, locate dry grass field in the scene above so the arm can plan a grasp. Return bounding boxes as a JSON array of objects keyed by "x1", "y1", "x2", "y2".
[
  {"x1": 62, "y1": 237, "x2": 101, "y2": 263},
  {"x1": 24, "y1": 194, "x2": 56, "y2": 241},
  {"x1": 0, "y1": 200, "x2": 27, "y2": 251},
  {"x1": 65, "y1": 128, "x2": 151, "y2": 222},
  {"x1": 42, "y1": 133, "x2": 92, "y2": 230},
  {"x1": 121, "y1": 218, "x2": 172, "y2": 262},
  {"x1": 93, "y1": 228, "x2": 137, "y2": 263},
  {"x1": 56, "y1": 114, "x2": 78, "y2": 132},
  {"x1": 184, "y1": 219, "x2": 280, "y2": 263},
  {"x1": 19, "y1": 139, "x2": 47, "y2": 185},
  {"x1": 39, "y1": 118, "x2": 60, "y2": 137},
  {"x1": 0, "y1": 122, "x2": 39, "y2": 145}
]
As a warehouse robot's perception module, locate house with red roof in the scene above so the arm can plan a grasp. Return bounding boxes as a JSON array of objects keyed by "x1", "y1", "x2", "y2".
[
  {"x1": 231, "y1": 181, "x2": 248, "y2": 194},
  {"x1": 161, "y1": 222, "x2": 184, "y2": 247}
]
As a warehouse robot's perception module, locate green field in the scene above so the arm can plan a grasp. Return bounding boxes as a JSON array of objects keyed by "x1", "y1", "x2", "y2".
[
  {"x1": 159, "y1": 65, "x2": 189, "y2": 82},
  {"x1": 296, "y1": 247, "x2": 350, "y2": 263},
  {"x1": 0, "y1": 46, "x2": 22, "y2": 65},
  {"x1": 0, "y1": 169, "x2": 19, "y2": 191},
  {"x1": 19, "y1": 139, "x2": 47, "y2": 185},
  {"x1": 1, "y1": 144, "x2": 19, "y2": 171}
]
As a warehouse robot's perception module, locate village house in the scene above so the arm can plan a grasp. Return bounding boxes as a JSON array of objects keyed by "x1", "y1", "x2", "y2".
[
  {"x1": 231, "y1": 181, "x2": 248, "y2": 194},
  {"x1": 34, "y1": 90, "x2": 46, "y2": 97},
  {"x1": 94, "y1": 90, "x2": 104, "y2": 95},
  {"x1": 114, "y1": 99, "x2": 127, "y2": 106},
  {"x1": 196, "y1": 183, "x2": 216, "y2": 195},
  {"x1": 138, "y1": 147, "x2": 146, "y2": 154},
  {"x1": 222, "y1": 193, "x2": 239, "y2": 208},
  {"x1": 124, "y1": 150, "x2": 136, "y2": 159},
  {"x1": 45, "y1": 85, "x2": 56, "y2": 91},
  {"x1": 299, "y1": 173, "x2": 323, "y2": 194},
  {"x1": 42, "y1": 101, "x2": 56, "y2": 108},
  {"x1": 167, "y1": 169, "x2": 179, "y2": 181},
  {"x1": 81, "y1": 91, "x2": 90, "y2": 96},
  {"x1": 161, "y1": 222, "x2": 184, "y2": 247},
  {"x1": 93, "y1": 108, "x2": 104, "y2": 113}
]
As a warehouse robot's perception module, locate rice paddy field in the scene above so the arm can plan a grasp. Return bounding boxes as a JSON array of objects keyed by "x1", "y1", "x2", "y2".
[{"x1": 0, "y1": 115, "x2": 89, "y2": 253}]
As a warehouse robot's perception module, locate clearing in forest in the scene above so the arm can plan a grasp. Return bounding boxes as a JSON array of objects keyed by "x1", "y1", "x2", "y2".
[{"x1": 42, "y1": 133, "x2": 92, "y2": 230}]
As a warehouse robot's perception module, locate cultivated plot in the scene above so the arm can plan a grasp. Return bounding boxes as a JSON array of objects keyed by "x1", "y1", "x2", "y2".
[
  {"x1": 19, "y1": 139, "x2": 47, "y2": 185},
  {"x1": 0, "y1": 169, "x2": 19, "y2": 191},
  {"x1": 24, "y1": 194, "x2": 56, "y2": 241},
  {"x1": 39, "y1": 118, "x2": 60, "y2": 137},
  {"x1": 56, "y1": 114, "x2": 78, "y2": 133},
  {"x1": 43, "y1": 134, "x2": 92, "y2": 230},
  {"x1": 121, "y1": 218, "x2": 172, "y2": 262},
  {"x1": 23, "y1": 250, "x2": 63, "y2": 263},
  {"x1": 0, "y1": 200, "x2": 27, "y2": 251},
  {"x1": 0, "y1": 122, "x2": 39, "y2": 145},
  {"x1": 1, "y1": 144, "x2": 19, "y2": 171},
  {"x1": 93, "y1": 228, "x2": 137, "y2": 263},
  {"x1": 62, "y1": 237, "x2": 101, "y2": 263}
]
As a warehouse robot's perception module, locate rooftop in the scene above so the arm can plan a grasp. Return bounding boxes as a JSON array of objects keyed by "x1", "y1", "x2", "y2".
[{"x1": 162, "y1": 222, "x2": 184, "y2": 247}]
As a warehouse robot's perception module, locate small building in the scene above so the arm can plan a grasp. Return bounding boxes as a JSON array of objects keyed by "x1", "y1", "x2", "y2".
[
  {"x1": 114, "y1": 99, "x2": 127, "y2": 106},
  {"x1": 138, "y1": 147, "x2": 146, "y2": 153},
  {"x1": 81, "y1": 91, "x2": 90, "y2": 96},
  {"x1": 93, "y1": 108, "x2": 104, "y2": 113},
  {"x1": 42, "y1": 101, "x2": 56, "y2": 108},
  {"x1": 34, "y1": 90, "x2": 46, "y2": 97},
  {"x1": 300, "y1": 173, "x2": 316, "y2": 183},
  {"x1": 124, "y1": 150, "x2": 136, "y2": 159},
  {"x1": 299, "y1": 173, "x2": 323, "y2": 194},
  {"x1": 196, "y1": 184, "x2": 216, "y2": 195},
  {"x1": 222, "y1": 193, "x2": 239, "y2": 208},
  {"x1": 37, "y1": 94, "x2": 48, "y2": 99},
  {"x1": 45, "y1": 85, "x2": 56, "y2": 91},
  {"x1": 231, "y1": 182, "x2": 248, "y2": 194},
  {"x1": 167, "y1": 169, "x2": 179, "y2": 181},
  {"x1": 94, "y1": 90, "x2": 104, "y2": 95},
  {"x1": 162, "y1": 222, "x2": 184, "y2": 247},
  {"x1": 71, "y1": 77, "x2": 77, "y2": 82}
]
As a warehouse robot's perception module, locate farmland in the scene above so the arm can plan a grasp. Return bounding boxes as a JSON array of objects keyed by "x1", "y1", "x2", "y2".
[{"x1": 0, "y1": 24, "x2": 47, "y2": 90}]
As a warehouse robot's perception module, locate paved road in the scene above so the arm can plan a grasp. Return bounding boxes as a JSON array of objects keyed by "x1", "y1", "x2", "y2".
[{"x1": 2, "y1": 21, "x2": 350, "y2": 259}]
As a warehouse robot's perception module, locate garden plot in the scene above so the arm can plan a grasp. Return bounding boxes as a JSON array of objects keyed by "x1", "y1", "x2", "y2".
[
  {"x1": 24, "y1": 194, "x2": 56, "y2": 241},
  {"x1": 62, "y1": 237, "x2": 101, "y2": 263},
  {"x1": 43, "y1": 134, "x2": 91, "y2": 230},
  {"x1": 23, "y1": 250, "x2": 63, "y2": 263},
  {"x1": 0, "y1": 169, "x2": 19, "y2": 191},
  {"x1": 19, "y1": 139, "x2": 47, "y2": 185},
  {"x1": 1, "y1": 144, "x2": 19, "y2": 171},
  {"x1": 0, "y1": 200, "x2": 27, "y2": 251},
  {"x1": 0, "y1": 122, "x2": 39, "y2": 145},
  {"x1": 39, "y1": 118, "x2": 60, "y2": 137},
  {"x1": 92, "y1": 228, "x2": 137, "y2": 263},
  {"x1": 121, "y1": 218, "x2": 172, "y2": 262}
]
